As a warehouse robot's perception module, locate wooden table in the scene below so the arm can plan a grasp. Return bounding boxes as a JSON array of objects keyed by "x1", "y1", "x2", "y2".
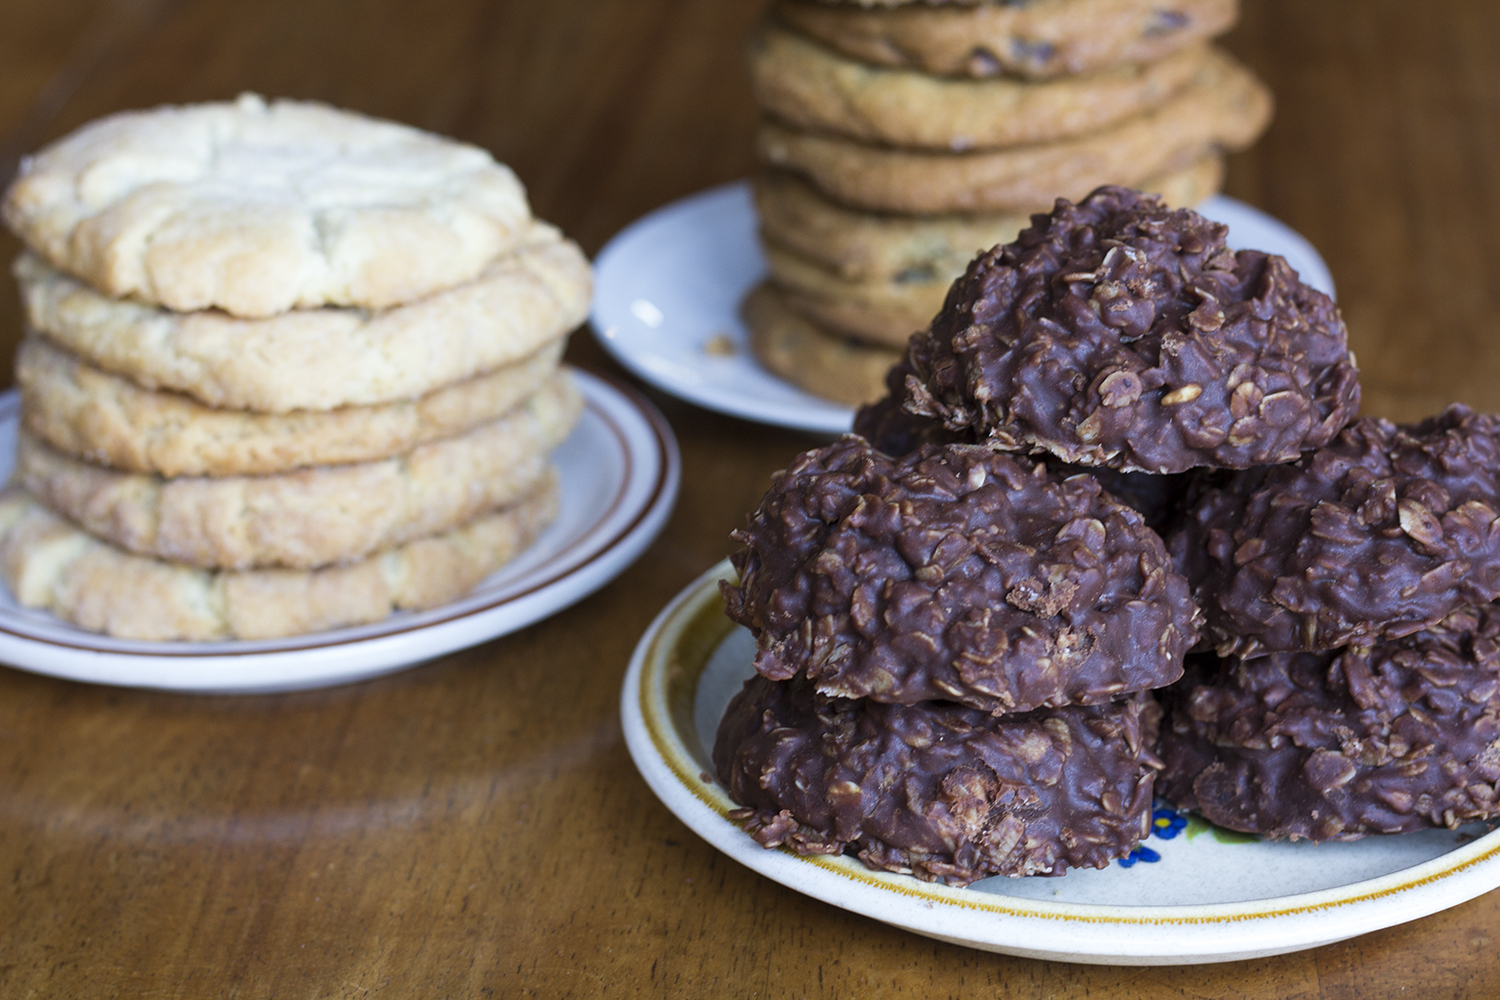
[{"x1": 1, "y1": 1, "x2": 1497, "y2": 995}]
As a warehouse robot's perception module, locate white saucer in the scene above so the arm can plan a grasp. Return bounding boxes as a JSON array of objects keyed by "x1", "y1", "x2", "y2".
[
  {"x1": 592, "y1": 181, "x2": 1338, "y2": 435},
  {"x1": 622, "y1": 563, "x2": 1500, "y2": 966},
  {"x1": 0, "y1": 370, "x2": 680, "y2": 693}
]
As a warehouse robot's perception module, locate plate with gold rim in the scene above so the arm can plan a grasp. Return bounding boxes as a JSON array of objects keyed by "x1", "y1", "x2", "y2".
[{"x1": 622, "y1": 561, "x2": 1500, "y2": 965}]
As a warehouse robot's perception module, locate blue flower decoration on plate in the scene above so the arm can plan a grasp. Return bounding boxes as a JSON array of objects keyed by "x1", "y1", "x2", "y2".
[
  {"x1": 1152, "y1": 806, "x2": 1188, "y2": 840},
  {"x1": 1116, "y1": 805, "x2": 1190, "y2": 867},
  {"x1": 1117, "y1": 845, "x2": 1161, "y2": 868}
]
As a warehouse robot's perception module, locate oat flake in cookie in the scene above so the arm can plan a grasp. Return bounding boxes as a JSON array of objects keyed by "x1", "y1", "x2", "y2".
[
  {"x1": 1158, "y1": 604, "x2": 1500, "y2": 841},
  {"x1": 854, "y1": 386, "x2": 1189, "y2": 531},
  {"x1": 722, "y1": 436, "x2": 1201, "y2": 714},
  {"x1": 852, "y1": 359, "x2": 963, "y2": 457},
  {"x1": 714, "y1": 674, "x2": 1161, "y2": 885},
  {"x1": 898, "y1": 186, "x2": 1360, "y2": 474},
  {"x1": 1173, "y1": 405, "x2": 1500, "y2": 657}
]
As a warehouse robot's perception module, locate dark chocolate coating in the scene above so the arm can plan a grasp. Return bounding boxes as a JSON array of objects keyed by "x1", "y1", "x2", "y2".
[
  {"x1": 1049, "y1": 462, "x2": 1191, "y2": 536},
  {"x1": 856, "y1": 356, "x2": 1190, "y2": 532},
  {"x1": 855, "y1": 374, "x2": 1190, "y2": 532},
  {"x1": 714, "y1": 673, "x2": 1161, "y2": 885},
  {"x1": 896, "y1": 186, "x2": 1360, "y2": 474},
  {"x1": 852, "y1": 359, "x2": 962, "y2": 457},
  {"x1": 1171, "y1": 406, "x2": 1500, "y2": 656},
  {"x1": 1158, "y1": 604, "x2": 1500, "y2": 840},
  {"x1": 724, "y1": 436, "x2": 1201, "y2": 713}
]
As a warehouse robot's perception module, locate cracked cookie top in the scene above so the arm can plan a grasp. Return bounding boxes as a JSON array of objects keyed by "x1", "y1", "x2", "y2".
[{"x1": 3, "y1": 94, "x2": 536, "y2": 318}]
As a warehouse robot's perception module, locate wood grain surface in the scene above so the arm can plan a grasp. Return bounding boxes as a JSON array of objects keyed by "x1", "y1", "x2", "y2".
[{"x1": 0, "y1": 1, "x2": 1498, "y2": 996}]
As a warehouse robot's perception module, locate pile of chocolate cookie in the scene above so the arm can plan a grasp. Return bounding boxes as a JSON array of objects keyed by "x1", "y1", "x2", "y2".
[
  {"x1": 1160, "y1": 409, "x2": 1500, "y2": 840},
  {"x1": 0, "y1": 95, "x2": 591, "y2": 641},
  {"x1": 718, "y1": 185, "x2": 1500, "y2": 883},
  {"x1": 715, "y1": 436, "x2": 1201, "y2": 884},
  {"x1": 741, "y1": 0, "x2": 1272, "y2": 406}
]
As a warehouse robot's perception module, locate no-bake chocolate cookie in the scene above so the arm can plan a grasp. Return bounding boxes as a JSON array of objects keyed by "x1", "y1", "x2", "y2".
[
  {"x1": 896, "y1": 186, "x2": 1360, "y2": 473},
  {"x1": 723, "y1": 436, "x2": 1201, "y2": 713},
  {"x1": 1158, "y1": 603, "x2": 1500, "y2": 840},
  {"x1": 1172, "y1": 405, "x2": 1500, "y2": 656},
  {"x1": 853, "y1": 383, "x2": 1188, "y2": 530},
  {"x1": 853, "y1": 359, "x2": 959, "y2": 456},
  {"x1": 715, "y1": 673, "x2": 1161, "y2": 884},
  {"x1": 1053, "y1": 464, "x2": 1191, "y2": 535}
]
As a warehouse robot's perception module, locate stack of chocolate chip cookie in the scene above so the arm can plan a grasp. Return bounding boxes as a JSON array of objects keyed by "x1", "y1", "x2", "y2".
[
  {"x1": 0, "y1": 95, "x2": 591, "y2": 642},
  {"x1": 855, "y1": 185, "x2": 1500, "y2": 848},
  {"x1": 713, "y1": 436, "x2": 1201, "y2": 884},
  {"x1": 743, "y1": 0, "x2": 1272, "y2": 406}
]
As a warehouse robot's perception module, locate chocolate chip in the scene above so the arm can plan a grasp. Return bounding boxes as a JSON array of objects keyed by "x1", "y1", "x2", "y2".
[
  {"x1": 965, "y1": 47, "x2": 1003, "y2": 77},
  {"x1": 1008, "y1": 38, "x2": 1057, "y2": 72},
  {"x1": 894, "y1": 265, "x2": 938, "y2": 285},
  {"x1": 1144, "y1": 9, "x2": 1193, "y2": 35}
]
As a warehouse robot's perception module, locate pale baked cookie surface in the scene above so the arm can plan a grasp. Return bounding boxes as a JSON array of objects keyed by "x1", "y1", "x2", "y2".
[
  {"x1": 0, "y1": 475, "x2": 559, "y2": 642},
  {"x1": 754, "y1": 156, "x2": 1222, "y2": 282},
  {"x1": 743, "y1": 283, "x2": 899, "y2": 406},
  {"x1": 13, "y1": 231, "x2": 590, "y2": 412},
  {"x1": 755, "y1": 47, "x2": 1270, "y2": 213},
  {"x1": 2, "y1": 94, "x2": 536, "y2": 317},
  {"x1": 17, "y1": 374, "x2": 582, "y2": 571},
  {"x1": 775, "y1": 0, "x2": 1237, "y2": 79},
  {"x1": 18, "y1": 335, "x2": 566, "y2": 477},
  {"x1": 751, "y1": 20, "x2": 1209, "y2": 151}
]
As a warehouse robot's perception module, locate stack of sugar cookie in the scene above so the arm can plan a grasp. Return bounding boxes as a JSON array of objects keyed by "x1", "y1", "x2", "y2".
[
  {"x1": 0, "y1": 95, "x2": 592, "y2": 642},
  {"x1": 743, "y1": 0, "x2": 1272, "y2": 405}
]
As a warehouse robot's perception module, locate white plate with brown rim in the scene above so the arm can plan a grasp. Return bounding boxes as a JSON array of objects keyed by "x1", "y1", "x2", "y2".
[
  {"x1": 622, "y1": 561, "x2": 1500, "y2": 966},
  {"x1": 0, "y1": 369, "x2": 680, "y2": 693}
]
